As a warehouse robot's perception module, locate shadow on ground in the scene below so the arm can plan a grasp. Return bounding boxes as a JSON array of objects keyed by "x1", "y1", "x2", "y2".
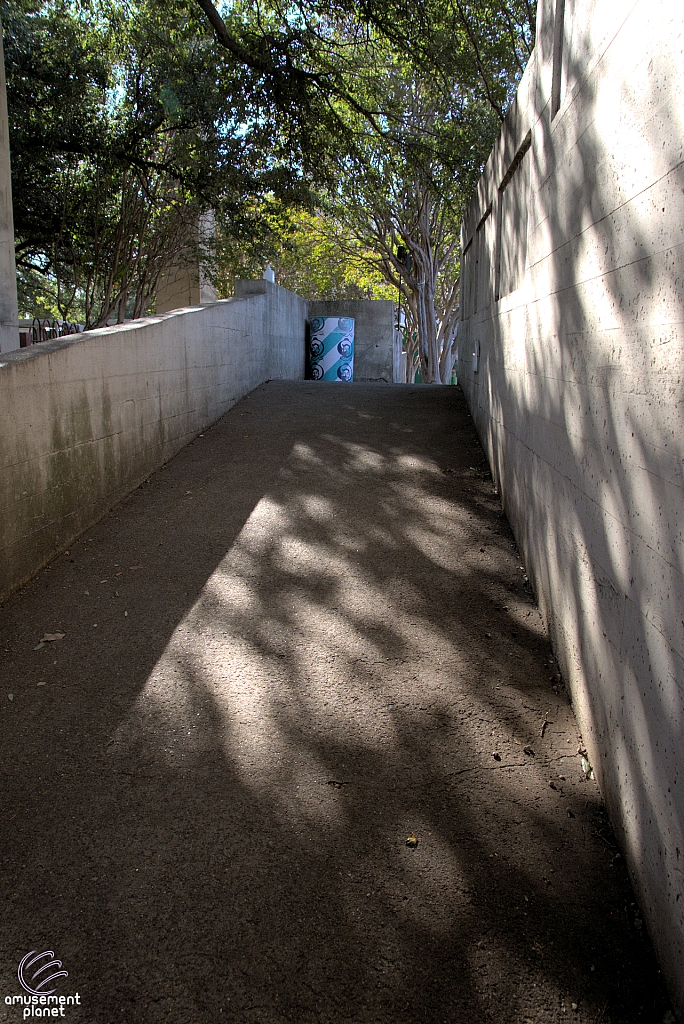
[{"x1": 0, "y1": 382, "x2": 671, "y2": 1023}]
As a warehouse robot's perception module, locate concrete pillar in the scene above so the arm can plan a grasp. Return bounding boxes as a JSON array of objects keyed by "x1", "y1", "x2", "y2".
[{"x1": 0, "y1": 18, "x2": 18, "y2": 353}]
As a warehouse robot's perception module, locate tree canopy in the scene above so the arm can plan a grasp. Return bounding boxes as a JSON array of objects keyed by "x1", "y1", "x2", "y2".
[{"x1": 4, "y1": 0, "x2": 535, "y2": 369}]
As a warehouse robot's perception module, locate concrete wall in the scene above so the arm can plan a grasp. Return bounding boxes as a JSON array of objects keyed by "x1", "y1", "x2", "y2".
[
  {"x1": 0, "y1": 281, "x2": 305, "y2": 603},
  {"x1": 307, "y1": 299, "x2": 396, "y2": 382},
  {"x1": 458, "y1": 0, "x2": 684, "y2": 1011}
]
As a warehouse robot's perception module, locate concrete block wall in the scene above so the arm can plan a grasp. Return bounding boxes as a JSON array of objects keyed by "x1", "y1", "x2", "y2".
[
  {"x1": 236, "y1": 279, "x2": 309, "y2": 381},
  {"x1": 458, "y1": 0, "x2": 684, "y2": 1012},
  {"x1": 307, "y1": 299, "x2": 396, "y2": 382},
  {"x1": 0, "y1": 281, "x2": 306, "y2": 603}
]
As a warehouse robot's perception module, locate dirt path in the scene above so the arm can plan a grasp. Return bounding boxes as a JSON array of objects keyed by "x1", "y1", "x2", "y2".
[{"x1": 0, "y1": 382, "x2": 672, "y2": 1023}]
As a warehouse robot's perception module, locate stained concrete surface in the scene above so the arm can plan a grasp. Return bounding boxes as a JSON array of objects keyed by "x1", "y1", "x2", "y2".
[{"x1": 0, "y1": 382, "x2": 673, "y2": 1023}]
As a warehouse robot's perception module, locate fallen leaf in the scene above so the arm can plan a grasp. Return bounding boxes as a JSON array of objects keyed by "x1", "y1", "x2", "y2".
[
  {"x1": 41, "y1": 633, "x2": 65, "y2": 642},
  {"x1": 8, "y1": 694, "x2": 13, "y2": 701},
  {"x1": 405, "y1": 834, "x2": 418, "y2": 848},
  {"x1": 33, "y1": 642, "x2": 45, "y2": 651},
  {"x1": 37, "y1": 681, "x2": 47, "y2": 686},
  {"x1": 99, "y1": 579, "x2": 108, "y2": 584}
]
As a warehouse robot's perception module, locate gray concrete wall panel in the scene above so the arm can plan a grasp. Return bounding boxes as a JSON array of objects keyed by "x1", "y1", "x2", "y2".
[{"x1": 458, "y1": 0, "x2": 684, "y2": 1012}]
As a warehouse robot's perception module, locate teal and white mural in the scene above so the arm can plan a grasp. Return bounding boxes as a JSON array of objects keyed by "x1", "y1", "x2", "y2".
[{"x1": 308, "y1": 317, "x2": 355, "y2": 381}]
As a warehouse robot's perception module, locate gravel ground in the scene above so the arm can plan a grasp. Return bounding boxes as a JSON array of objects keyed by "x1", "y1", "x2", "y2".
[{"x1": 0, "y1": 381, "x2": 674, "y2": 1023}]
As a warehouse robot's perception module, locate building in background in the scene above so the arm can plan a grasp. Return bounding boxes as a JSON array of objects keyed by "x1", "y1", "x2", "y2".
[{"x1": 155, "y1": 211, "x2": 217, "y2": 314}]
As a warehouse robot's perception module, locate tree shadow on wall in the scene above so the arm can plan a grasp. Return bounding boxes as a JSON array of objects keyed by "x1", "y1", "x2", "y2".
[{"x1": 479, "y1": 7, "x2": 684, "y2": 1011}]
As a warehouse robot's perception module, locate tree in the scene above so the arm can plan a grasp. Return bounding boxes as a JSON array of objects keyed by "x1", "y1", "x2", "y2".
[
  {"x1": 208, "y1": 205, "x2": 393, "y2": 301},
  {"x1": 190, "y1": 0, "x2": 532, "y2": 381},
  {"x1": 5, "y1": 0, "x2": 333, "y2": 325},
  {"x1": 6, "y1": 0, "x2": 535, "y2": 345},
  {"x1": 303, "y1": 35, "x2": 497, "y2": 382},
  {"x1": 320, "y1": 0, "x2": 536, "y2": 121}
]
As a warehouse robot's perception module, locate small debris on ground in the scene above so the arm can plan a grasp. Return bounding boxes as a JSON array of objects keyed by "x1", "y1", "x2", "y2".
[{"x1": 405, "y1": 834, "x2": 418, "y2": 848}]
